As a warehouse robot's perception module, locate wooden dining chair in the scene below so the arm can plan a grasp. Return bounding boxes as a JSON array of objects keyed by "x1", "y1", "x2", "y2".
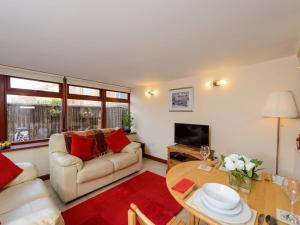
[{"x1": 128, "y1": 203, "x2": 186, "y2": 225}]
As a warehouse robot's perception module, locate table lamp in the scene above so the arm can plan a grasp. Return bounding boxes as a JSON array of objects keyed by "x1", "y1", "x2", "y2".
[{"x1": 262, "y1": 91, "x2": 299, "y2": 175}]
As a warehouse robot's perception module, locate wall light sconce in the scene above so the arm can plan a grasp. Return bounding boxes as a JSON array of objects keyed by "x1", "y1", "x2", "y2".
[
  {"x1": 145, "y1": 89, "x2": 156, "y2": 96},
  {"x1": 205, "y1": 80, "x2": 227, "y2": 87}
]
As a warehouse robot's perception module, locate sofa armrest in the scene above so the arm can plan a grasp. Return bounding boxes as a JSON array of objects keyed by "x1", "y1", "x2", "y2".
[
  {"x1": 51, "y1": 152, "x2": 83, "y2": 171},
  {"x1": 49, "y1": 133, "x2": 68, "y2": 154},
  {"x1": 5, "y1": 208, "x2": 64, "y2": 225},
  {"x1": 6, "y1": 162, "x2": 38, "y2": 188},
  {"x1": 122, "y1": 142, "x2": 141, "y2": 154}
]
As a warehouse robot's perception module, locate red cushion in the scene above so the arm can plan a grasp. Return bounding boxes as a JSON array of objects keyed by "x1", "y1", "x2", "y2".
[
  {"x1": 70, "y1": 134, "x2": 94, "y2": 161},
  {"x1": 105, "y1": 129, "x2": 131, "y2": 153},
  {"x1": 0, "y1": 153, "x2": 23, "y2": 189}
]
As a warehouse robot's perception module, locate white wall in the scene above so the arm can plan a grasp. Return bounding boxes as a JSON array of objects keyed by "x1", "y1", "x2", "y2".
[
  {"x1": 131, "y1": 56, "x2": 300, "y2": 176},
  {"x1": 4, "y1": 147, "x2": 49, "y2": 176}
]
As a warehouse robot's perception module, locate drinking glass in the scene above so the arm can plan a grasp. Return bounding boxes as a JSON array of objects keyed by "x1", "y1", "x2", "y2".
[
  {"x1": 282, "y1": 177, "x2": 300, "y2": 225},
  {"x1": 200, "y1": 145, "x2": 210, "y2": 160}
]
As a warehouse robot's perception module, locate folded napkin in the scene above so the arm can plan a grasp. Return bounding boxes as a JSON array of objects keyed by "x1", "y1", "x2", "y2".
[
  {"x1": 272, "y1": 175, "x2": 285, "y2": 185},
  {"x1": 277, "y1": 208, "x2": 300, "y2": 225},
  {"x1": 172, "y1": 178, "x2": 194, "y2": 193}
]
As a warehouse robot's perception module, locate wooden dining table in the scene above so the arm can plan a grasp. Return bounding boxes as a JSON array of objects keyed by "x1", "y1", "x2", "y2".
[{"x1": 166, "y1": 161, "x2": 300, "y2": 225}]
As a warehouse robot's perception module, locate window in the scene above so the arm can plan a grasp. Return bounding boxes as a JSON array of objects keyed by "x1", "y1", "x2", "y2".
[
  {"x1": 4, "y1": 77, "x2": 63, "y2": 143},
  {"x1": 0, "y1": 75, "x2": 131, "y2": 145},
  {"x1": 10, "y1": 78, "x2": 60, "y2": 92},
  {"x1": 67, "y1": 99, "x2": 102, "y2": 131},
  {"x1": 69, "y1": 85, "x2": 100, "y2": 97},
  {"x1": 105, "y1": 91, "x2": 130, "y2": 129},
  {"x1": 7, "y1": 95, "x2": 62, "y2": 142},
  {"x1": 106, "y1": 102, "x2": 129, "y2": 128},
  {"x1": 67, "y1": 85, "x2": 102, "y2": 131},
  {"x1": 106, "y1": 91, "x2": 128, "y2": 99}
]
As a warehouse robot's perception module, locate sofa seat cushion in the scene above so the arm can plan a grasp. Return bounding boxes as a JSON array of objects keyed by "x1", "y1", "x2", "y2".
[
  {"x1": 104, "y1": 153, "x2": 138, "y2": 171},
  {"x1": 0, "y1": 179, "x2": 49, "y2": 215},
  {"x1": 0, "y1": 197, "x2": 58, "y2": 224},
  {"x1": 77, "y1": 158, "x2": 114, "y2": 184}
]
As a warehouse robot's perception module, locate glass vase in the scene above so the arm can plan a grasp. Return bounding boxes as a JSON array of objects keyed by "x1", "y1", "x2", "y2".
[{"x1": 229, "y1": 173, "x2": 252, "y2": 193}]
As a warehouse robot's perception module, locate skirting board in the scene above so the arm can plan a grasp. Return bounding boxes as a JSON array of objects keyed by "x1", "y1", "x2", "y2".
[{"x1": 144, "y1": 154, "x2": 167, "y2": 164}]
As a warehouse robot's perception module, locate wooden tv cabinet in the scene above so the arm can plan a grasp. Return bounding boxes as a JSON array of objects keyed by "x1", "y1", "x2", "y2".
[{"x1": 167, "y1": 144, "x2": 214, "y2": 171}]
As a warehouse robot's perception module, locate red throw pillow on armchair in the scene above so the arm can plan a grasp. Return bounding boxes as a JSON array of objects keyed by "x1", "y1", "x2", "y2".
[
  {"x1": 105, "y1": 129, "x2": 131, "y2": 153},
  {"x1": 0, "y1": 153, "x2": 23, "y2": 189},
  {"x1": 70, "y1": 134, "x2": 95, "y2": 161}
]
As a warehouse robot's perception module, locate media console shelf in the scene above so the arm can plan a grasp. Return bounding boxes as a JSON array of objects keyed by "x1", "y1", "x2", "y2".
[{"x1": 167, "y1": 144, "x2": 214, "y2": 171}]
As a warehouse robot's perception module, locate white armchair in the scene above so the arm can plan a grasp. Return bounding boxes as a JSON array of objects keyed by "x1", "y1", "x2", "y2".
[{"x1": 0, "y1": 162, "x2": 64, "y2": 225}]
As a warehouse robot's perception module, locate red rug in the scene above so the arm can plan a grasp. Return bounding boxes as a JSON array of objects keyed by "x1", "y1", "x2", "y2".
[{"x1": 62, "y1": 171, "x2": 182, "y2": 225}]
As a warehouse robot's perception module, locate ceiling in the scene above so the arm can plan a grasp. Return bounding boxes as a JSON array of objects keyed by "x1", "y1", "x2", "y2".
[{"x1": 0, "y1": 0, "x2": 299, "y2": 87}]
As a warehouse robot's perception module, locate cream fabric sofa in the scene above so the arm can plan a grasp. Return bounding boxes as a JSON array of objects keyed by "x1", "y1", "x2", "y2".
[
  {"x1": 49, "y1": 133, "x2": 143, "y2": 203},
  {"x1": 0, "y1": 162, "x2": 64, "y2": 225}
]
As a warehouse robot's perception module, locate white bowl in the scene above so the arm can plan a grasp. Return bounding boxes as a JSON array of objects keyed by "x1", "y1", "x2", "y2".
[{"x1": 202, "y1": 183, "x2": 240, "y2": 210}]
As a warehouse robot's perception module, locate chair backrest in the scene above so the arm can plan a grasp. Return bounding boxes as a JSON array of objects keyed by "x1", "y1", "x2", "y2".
[{"x1": 128, "y1": 203, "x2": 155, "y2": 225}]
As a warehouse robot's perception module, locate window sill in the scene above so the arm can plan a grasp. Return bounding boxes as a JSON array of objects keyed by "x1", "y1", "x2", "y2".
[{"x1": 1, "y1": 141, "x2": 49, "y2": 153}]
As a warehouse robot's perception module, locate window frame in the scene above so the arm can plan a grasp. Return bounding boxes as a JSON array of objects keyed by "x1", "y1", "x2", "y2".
[
  {"x1": 68, "y1": 84, "x2": 101, "y2": 100},
  {"x1": 5, "y1": 76, "x2": 64, "y2": 143},
  {"x1": 7, "y1": 76, "x2": 63, "y2": 98},
  {"x1": 105, "y1": 90, "x2": 130, "y2": 103},
  {"x1": 105, "y1": 90, "x2": 130, "y2": 129},
  {"x1": 0, "y1": 75, "x2": 131, "y2": 146}
]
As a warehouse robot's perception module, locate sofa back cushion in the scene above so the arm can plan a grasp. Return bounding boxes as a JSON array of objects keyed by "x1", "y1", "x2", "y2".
[
  {"x1": 64, "y1": 129, "x2": 107, "y2": 158},
  {"x1": 105, "y1": 129, "x2": 131, "y2": 153},
  {"x1": 101, "y1": 128, "x2": 117, "y2": 137},
  {"x1": 0, "y1": 153, "x2": 23, "y2": 190},
  {"x1": 70, "y1": 134, "x2": 94, "y2": 161}
]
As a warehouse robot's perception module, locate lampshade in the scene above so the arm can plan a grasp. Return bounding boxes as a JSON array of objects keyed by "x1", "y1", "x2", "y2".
[{"x1": 262, "y1": 91, "x2": 299, "y2": 118}]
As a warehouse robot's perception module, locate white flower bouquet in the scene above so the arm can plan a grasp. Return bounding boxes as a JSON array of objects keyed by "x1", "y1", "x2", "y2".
[
  {"x1": 221, "y1": 154, "x2": 263, "y2": 192},
  {"x1": 221, "y1": 154, "x2": 263, "y2": 180}
]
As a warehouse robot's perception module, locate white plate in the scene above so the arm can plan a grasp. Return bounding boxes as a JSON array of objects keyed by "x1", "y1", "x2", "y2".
[
  {"x1": 202, "y1": 183, "x2": 240, "y2": 210},
  {"x1": 187, "y1": 189, "x2": 252, "y2": 224},
  {"x1": 194, "y1": 189, "x2": 242, "y2": 215},
  {"x1": 202, "y1": 196, "x2": 242, "y2": 216}
]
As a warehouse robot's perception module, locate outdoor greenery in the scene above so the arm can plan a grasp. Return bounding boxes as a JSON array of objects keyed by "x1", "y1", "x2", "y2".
[{"x1": 122, "y1": 112, "x2": 133, "y2": 130}]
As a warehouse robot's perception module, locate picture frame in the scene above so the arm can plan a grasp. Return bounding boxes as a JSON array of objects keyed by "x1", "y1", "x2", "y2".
[{"x1": 169, "y1": 87, "x2": 193, "y2": 112}]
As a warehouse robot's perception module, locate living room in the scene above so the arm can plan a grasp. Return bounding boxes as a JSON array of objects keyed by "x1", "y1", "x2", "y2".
[{"x1": 0, "y1": 1, "x2": 300, "y2": 225}]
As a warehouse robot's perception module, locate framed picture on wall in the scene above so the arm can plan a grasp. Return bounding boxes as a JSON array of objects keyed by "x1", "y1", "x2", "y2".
[{"x1": 169, "y1": 87, "x2": 193, "y2": 112}]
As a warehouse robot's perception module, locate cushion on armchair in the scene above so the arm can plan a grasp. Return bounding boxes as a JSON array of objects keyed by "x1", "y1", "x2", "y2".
[
  {"x1": 6, "y1": 162, "x2": 38, "y2": 188},
  {"x1": 0, "y1": 153, "x2": 23, "y2": 190}
]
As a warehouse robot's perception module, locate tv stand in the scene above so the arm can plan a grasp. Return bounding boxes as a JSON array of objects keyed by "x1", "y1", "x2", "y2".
[{"x1": 167, "y1": 144, "x2": 214, "y2": 171}]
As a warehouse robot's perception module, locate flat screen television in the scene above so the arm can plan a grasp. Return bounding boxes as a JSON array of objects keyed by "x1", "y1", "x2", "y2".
[{"x1": 175, "y1": 123, "x2": 209, "y2": 147}]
